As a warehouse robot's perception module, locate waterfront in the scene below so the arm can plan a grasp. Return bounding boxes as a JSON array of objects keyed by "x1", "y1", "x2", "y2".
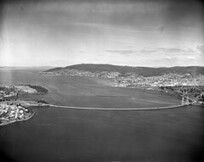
[{"x1": 0, "y1": 69, "x2": 204, "y2": 162}]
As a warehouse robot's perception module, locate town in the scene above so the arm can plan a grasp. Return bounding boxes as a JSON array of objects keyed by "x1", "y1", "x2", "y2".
[
  {"x1": 108, "y1": 73, "x2": 204, "y2": 104},
  {"x1": 0, "y1": 102, "x2": 34, "y2": 126},
  {"x1": 43, "y1": 69, "x2": 204, "y2": 105},
  {"x1": 0, "y1": 84, "x2": 48, "y2": 126}
]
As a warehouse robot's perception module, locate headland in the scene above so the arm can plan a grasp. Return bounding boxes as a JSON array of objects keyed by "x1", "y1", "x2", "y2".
[{"x1": 0, "y1": 84, "x2": 49, "y2": 126}]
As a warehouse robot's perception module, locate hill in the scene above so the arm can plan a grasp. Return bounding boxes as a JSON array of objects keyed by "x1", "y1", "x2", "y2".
[{"x1": 45, "y1": 64, "x2": 204, "y2": 77}]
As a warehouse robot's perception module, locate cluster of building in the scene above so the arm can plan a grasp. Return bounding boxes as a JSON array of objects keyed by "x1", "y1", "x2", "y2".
[
  {"x1": 108, "y1": 73, "x2": 204, "y2": 104},
  {"x1": 42, "y1": 69, "x2": 95, "y2": 77},
  {"x1": 15, "y1": 85, "x2": 38, "y2": 94},
  {"x1": 0, "y1": 84, "x2": 49, "y2": 126},
  {"x1": 110, "y1": 73, "x2": 204, "y2": 88},
  {"x1": 0, "y1": 102, "x2": 32, "y2": 125},
  {"x1": 0, "y1": 86, "x2": 18, "y2": 102},
  {"x1": 42, "y1": 69, "x2": 120, "y2": 79},
  {"x1": 0, "y1": 85, "x2": 40, "y2": 126},
  {"x1": 0, "y1": 84, "x2": 44, "y2": 102},
  {"x1": 43, "y1": 70, "x2": 204, "y2": 88}
]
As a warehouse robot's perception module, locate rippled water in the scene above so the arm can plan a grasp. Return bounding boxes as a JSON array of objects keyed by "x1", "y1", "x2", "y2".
[{"x1": 0, "y1": 69, "x2": 204, "y2": 162}]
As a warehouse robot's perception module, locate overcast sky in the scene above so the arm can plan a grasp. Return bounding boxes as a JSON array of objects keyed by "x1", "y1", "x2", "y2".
[{"x1": 0, "y1": 0, "x2": 203, "y2": 67}]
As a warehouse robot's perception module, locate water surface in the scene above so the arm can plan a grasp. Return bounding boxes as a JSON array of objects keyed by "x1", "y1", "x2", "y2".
[{"x1": 0, "y1": 69, "x2": 204, "y2": 162}]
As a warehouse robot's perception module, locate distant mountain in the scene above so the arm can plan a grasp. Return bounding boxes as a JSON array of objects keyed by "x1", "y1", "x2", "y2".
[
  {"x1": 45, "y1": 64, "x2": 204, "y2": 77},
  {"x1": 45, "y1": 67, "x2": 63, "y2": 72}
]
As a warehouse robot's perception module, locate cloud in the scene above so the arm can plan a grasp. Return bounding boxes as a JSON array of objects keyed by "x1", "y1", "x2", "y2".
[
  {"x1": 160, "y1": 48, "x2": 184, "y2": 53},
  {"x1": 107, "y1": 49, "x2": 136, "y2": 56},
  {"x1": 157, "y1": 25, "x2": 165, "y2": 34},
  {"x1": 140, "y1": 47, "x2": 195, "y2": 55},
  {"x1": 107, "y1": 47, "x2": 196, "y2": 57},
  {"x1": 197, "y1": 45, "x2": 204, "y2": 63},
  {"x1": 159, "y1": 48, "x2": 195, "y2": 55},
  {"x1": 197, "y1": 45, "x2": 204, "y2": 53},
  {"x1": 140, "y1": 49, "x2": 157, "y2": 54}
]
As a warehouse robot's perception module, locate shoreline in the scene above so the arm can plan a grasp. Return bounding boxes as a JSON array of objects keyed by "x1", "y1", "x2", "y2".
[
  {"x1": 0, "y1": 111, "x2": 35, "y2": 126},
  {"x1": 1, "y1": 100, "x2": 50, "y2": 107}
]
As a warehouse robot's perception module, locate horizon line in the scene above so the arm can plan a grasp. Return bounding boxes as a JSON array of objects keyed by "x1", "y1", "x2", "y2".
[{"x1": 0, "y1": 63, "x2": 204, "y2": 69}]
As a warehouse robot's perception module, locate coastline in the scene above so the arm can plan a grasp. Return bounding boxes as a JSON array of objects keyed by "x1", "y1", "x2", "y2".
[
  {"x1": 2, "y1": 100, "x2": 50, "y2": 107},
  {"x1": 0, "y1": 111, "x2": 35, "y2": 126}
]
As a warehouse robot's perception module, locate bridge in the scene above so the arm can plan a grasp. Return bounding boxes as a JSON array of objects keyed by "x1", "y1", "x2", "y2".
[
  {"x1": 48, "y1": 94, "x2": 194, "y2": 110},
  {"x1": 181, "y1": 95, "x2": 196, "y2": 105},
  {"x1": 49, "y1": 104, "x2": 186, "y2": 111},
  {"x1": 3, "y1": 99, "x2": 190, "y2": 111}
]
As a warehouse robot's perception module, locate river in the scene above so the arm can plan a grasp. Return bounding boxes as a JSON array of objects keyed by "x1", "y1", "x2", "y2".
[{"x1": 0, "y1": 69, "x2": 204, "y2": 162}]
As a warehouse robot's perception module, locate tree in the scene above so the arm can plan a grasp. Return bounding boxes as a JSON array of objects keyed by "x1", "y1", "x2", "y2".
[{"x1": 201, "y1": 92, "x2": 204, "y2": 102}]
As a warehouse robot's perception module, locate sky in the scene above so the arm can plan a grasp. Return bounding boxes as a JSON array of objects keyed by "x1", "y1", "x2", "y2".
[{"x1": 0, "y1": 0, "x2": 203, "y2": 67}]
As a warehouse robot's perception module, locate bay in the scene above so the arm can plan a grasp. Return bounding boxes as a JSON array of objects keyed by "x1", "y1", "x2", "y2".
[{"x1": 0, "y1": 69, "x2": 204, "y2": 162}]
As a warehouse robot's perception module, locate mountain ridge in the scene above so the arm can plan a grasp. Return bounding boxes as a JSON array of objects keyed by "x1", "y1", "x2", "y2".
[{"x1": 45, "y1": 64, "x2": 204, "y2": 77}]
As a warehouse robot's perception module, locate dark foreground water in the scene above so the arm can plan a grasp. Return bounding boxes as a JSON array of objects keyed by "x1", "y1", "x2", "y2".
[
  {"x1": 1, "y1": 106, "x2": 204, "y2": 162},
  {"x1": 0, "y1": 69, "x2": 204, "y2": 162}
]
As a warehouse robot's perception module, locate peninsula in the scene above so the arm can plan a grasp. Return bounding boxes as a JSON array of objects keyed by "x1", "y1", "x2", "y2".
[{"x1": 0, "y1": 84, "x2": 49, "y2": 126}]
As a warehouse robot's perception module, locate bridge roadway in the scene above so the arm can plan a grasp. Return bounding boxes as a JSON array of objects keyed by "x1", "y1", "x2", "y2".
[{"x1": 49, "y1": 104, "x2": 187, "y2": 111}]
